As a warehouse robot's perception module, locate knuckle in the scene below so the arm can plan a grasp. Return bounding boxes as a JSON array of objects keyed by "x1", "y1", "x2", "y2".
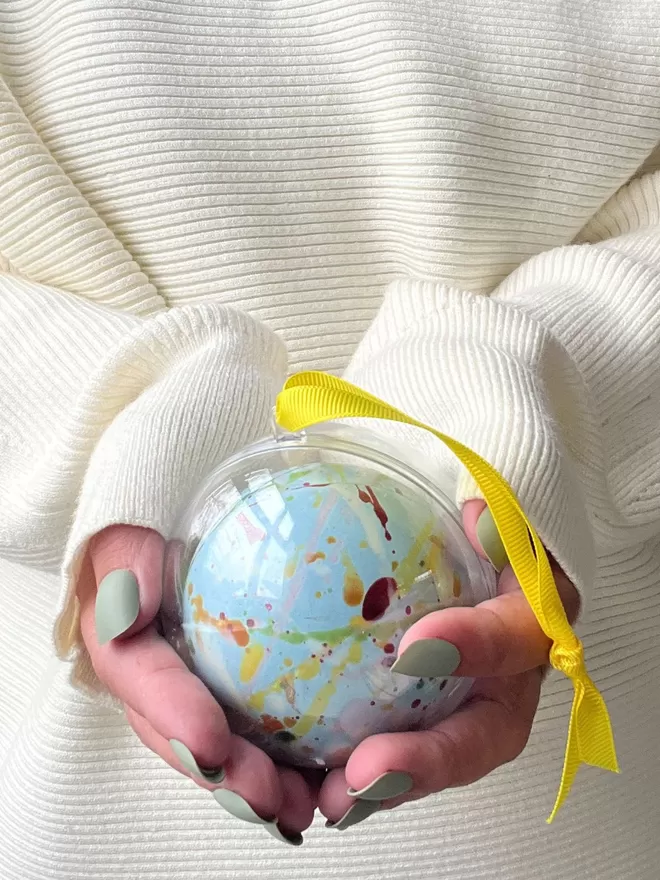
[{"x1": 481, "y1": 606, "x2": 514, "y2": 672}]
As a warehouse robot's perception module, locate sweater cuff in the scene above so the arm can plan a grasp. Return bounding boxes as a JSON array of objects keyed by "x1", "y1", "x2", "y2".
[
  {"x1": 54, "y1": 304, "x2": 287, "y2": 694},
  {"x1": 343, "y1": 279, "x2": 595, "y2": 614}
]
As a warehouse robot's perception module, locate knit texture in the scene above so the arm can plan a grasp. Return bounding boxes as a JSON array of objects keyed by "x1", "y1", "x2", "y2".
[{"x1": 1, "y1": 1, "x2": 659, "y2": 877}]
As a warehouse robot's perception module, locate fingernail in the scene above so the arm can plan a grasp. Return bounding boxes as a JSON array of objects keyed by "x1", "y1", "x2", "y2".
[
  {"x1": 347, "y1": 771, "x2": 413, "y2": 801},
  {"x1": 213, "y1": 788, "x2": 270, "y2": 824},
  {"x1": 476, "y1": 507, "x2": 508, "y2": 572},
  {"x1": 390, "y1": 639, "x2": 461, "y2": 678},
  {"x1": 95, "y1": 570, "x2": 140, "y2": 645},
  {"x1": 265, "y1": 824, "x2": 304, "y2": 847},
  {"x1": 213, "y1": 789, "x2": 302, "y2": 846},
  {"x1": 326, "y1": 799, "x2": 381, "y2": 830},
  {"x1": 169, "y1": 739, "x2": 225, "y2": 784}
]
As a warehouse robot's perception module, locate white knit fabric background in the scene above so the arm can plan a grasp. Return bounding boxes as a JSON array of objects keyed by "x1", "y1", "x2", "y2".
[{"x1": 1, "y1": 1, "x2": 659, "y2": 877}]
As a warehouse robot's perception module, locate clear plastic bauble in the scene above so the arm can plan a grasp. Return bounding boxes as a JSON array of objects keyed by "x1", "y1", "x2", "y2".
[{"x1": 161, "y1": 423, "x2": 496, "y2": 769}]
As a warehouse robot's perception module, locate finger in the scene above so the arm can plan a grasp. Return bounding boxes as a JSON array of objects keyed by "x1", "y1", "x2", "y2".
[
  {"x1": 392, "y1": 586, "x2": 552, "y2": 677},
  {"x1": 462, "y1": 500, "x2": 581, "y2": 622},
  {"x1": 88, "y1": 525, "x2": 164, "y2": 644},
  {"x1": 319, "y1": 670, "x2": 542, "y2": 825},
  {"x1": 125, "y1": 703, "x2": 279, "y2": 806},
  {"x1": 79, "y1": 564, "x2": 231, "y2": 772}
]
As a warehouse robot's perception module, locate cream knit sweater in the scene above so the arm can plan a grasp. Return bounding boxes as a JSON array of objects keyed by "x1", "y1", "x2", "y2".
[{"x1": 1, "y1": 1, "x2": 659, "y2": 878}]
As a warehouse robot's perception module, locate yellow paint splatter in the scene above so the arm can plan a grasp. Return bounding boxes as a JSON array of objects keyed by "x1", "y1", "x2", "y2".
[
  {"x1": 297, "y1": 656, "x2": 322, "y2": 680},
  {"x1": 284, "y1": 553, "x2": 299, "y2": 579},
  {"x1": 347, "y1": 641, "x2": 362, "y2": 665},
  {"x1": 284, "y1": 657, "x2": 293, "y2": 667},
  {"x1": 327, "y1": 536, "x2": 337, "y2": 544},
  {"x1": 453, "y1": 573, "x2": 462, "y2": 597},
  {"x1": 315, "y1": 591, "x2": 322, "y2": 599},
  {"x1": 239, "y1": 643, "x2": 265, "y2": 683},
  {"x1": 391, "y1": 560, "x2": 399, "y2": 572},
  {"x1": 186, "y1": 581, "x2": 193, "y2": 596},
  {"x1": 359, "y1": 540, "x2": 368, "y2": 549}
]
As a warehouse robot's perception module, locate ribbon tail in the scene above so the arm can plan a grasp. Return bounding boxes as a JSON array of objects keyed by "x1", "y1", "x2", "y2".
[{"x1": 547, "y1": 675, "x2": 620, "y2": 823}]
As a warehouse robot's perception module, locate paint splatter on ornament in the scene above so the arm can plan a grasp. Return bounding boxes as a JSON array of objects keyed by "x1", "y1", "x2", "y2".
[{"x1": 161, "y1": 431, "x2": 496, "y2": 768}]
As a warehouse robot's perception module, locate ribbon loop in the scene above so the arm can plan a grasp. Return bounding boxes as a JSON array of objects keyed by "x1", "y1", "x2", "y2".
[{"x1": 276, "y1": 371, "x2": 619, "y2": 821}]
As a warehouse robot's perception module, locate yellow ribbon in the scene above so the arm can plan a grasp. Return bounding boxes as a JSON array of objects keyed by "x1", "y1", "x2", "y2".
[{"x1": 275, "y1": 371, "x2": 619, "y2": 822}]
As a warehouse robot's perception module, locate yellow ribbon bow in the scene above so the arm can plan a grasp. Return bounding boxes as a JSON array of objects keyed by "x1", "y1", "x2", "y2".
[{"x1": 275, "y1": 370, "x2": 619, "y2": 822}]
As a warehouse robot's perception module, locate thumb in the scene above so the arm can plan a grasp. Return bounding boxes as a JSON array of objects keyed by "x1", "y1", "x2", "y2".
[{"x1": 88, "y1": 525, "x2": 165, "y2": 645}]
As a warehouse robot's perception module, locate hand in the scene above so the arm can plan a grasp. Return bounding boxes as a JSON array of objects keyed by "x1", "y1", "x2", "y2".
[
  {"x1": 77, "y1": 525, "x2": 317, "y2": 845},
  {"x1": 318, "y1": 499, "x2": 581, "y2": 830}
]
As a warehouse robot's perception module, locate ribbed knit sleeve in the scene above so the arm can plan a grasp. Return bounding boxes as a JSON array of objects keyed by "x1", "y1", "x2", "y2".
[
  {"x1": 0, "y1": 273, "x2": 286, "y2": 687},
  {"x1": 344, "y1": 170, "x2": 660, "y2": 612},
  {"x1": 0, "y1": 85, "x2": 287, "y2": 691}
]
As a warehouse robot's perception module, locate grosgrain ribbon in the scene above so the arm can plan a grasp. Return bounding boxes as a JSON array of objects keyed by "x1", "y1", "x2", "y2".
[{"x1": 275, "y1": 371, "x2": 619, "y2": 822}]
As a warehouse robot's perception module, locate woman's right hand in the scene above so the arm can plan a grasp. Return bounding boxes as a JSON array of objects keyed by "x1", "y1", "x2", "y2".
[{"x1": 77, "y1": 524, "x2": 316, "y2": 846}]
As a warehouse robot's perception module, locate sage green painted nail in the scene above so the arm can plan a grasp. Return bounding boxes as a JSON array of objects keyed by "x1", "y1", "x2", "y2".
[
  {"x1": 326, "y1": 799, "x2": 381, "y2": 830},
  {"x1": 476, "y1": 507, "x2": 508, "y2": 572},
  {"x1": 95, "y1": 570, "x2": 140, "y2": 645},
  {"x1": 347, "y1": 771, "x2": 413, "y2": 801},
  {"x1": 213, "y1": 789, "x2": 269, "y2": 824},
  {"x1": 213, "y1": 789, "x2": 302, "y2": 845},
  {"x1": 169, "y1": 739, "x2": 225, "y2": 784},
  {"x1": 265, "y1": 823, "x2": 304, "y2": 847},
  {"x1": 390, "y1": 639, "x2": 461, "y2": 678}
]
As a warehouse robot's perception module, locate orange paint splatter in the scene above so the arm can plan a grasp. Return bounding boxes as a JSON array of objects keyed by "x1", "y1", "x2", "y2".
[
  {"x1": 391, "y1": 560, "x2": 399, "y2": 572},
  {"x1": 453, "y1": 573, "x2": 462, "y2": 597},
  {"x1": 283, "y1": 716, "x2": 297, "y2": 729},
  {"x1": 315, "y1": 591, "x2": 322, "y2": 599},
  {"x1": 261, "y1": 714, "x2": 285, "y2": 733},
  {"x1": 305, "y1": 551, "x2": 326, "y2": 564},
  {"x1": 343, "y1": 574, "x2": 364, "y2": 607},
  {"x1": 190, "y1": 595, "x2": 250, "y2": 647},
  {"x1": 186, "y1": 581, "x2": 193, "y2": 596},
  {"x1": 326, "y1": 536, "x2": 337, "y2": 544}
]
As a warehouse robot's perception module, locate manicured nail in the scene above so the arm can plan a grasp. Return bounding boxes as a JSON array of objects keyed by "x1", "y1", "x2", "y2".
[
  {"x1": 95, "y1": 570, "x2": 140, "y2": 645},
  {"x1": 390, "y1": 639, "x2": 461, "y2": 678},
  {"x1": 169, "y1": 739, "x2": 225, "y2": 784},
  {"x1": 476, "y1": 507, "x2": 508, "y2": 572},
  {"x1": 213, "y1": 789, "x2": 302, "y2": 846},
  {"x1": 326, "y1": 799, "x2": 381, "y2": 830},
  {"x1": 264, "y1": 824, "x2": 304, "y2": 847},
  {"x1": 347, "y1": 771, "x2": 413, "y2": 801}
]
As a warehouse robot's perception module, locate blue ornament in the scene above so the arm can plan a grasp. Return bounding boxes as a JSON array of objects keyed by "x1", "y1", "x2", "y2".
[{"x1": 164, "y1": 451, "x2": 494, "y2": 768}]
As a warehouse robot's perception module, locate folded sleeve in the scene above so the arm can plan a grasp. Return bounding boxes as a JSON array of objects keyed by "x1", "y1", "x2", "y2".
[
  {"x1": 343, "y1": 171, "x2": 660, "y2": 613},
  {"x1": 0, "y1": 273, "x2": 287, "y2": 689}
]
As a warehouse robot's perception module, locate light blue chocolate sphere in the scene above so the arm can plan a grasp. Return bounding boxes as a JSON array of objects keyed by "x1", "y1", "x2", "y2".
[{"x1": 163, "y1": 431, "x2": 495, "y2": 768}]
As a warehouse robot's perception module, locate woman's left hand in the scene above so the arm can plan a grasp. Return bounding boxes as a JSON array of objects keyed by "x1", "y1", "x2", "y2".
[{"x1": 318, "y1": 499, "x2": 581, "y2": 830}]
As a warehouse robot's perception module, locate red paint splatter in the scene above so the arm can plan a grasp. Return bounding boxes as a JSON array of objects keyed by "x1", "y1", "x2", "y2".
[
  {"x1": 411, "y1": 699, "x2": 421, "y2": 709},
  {"x1": 405, "y1": 605, "x2": 411, "y2": 616},
  {"x1": 357, "y1": 486, "x2": 391, "y2": 540},
  {"x1": 362, "y1": 577, "x2": 398, "y2": 621},
  {"x1": 302, "y1": 482, "x2": 330, "y2": 488},
  {"x1": 265, "y1": 603, "x2": 272, "y2": 612},
  {"x1": 246, "y1": 618, "x2": 255, "y2": 628},
  {"x1": 383, "y1": 643, "x2": 395, "y2": 654},
  {"x1": 370, "y1": 700, "x2": 376, "y2": 706}
]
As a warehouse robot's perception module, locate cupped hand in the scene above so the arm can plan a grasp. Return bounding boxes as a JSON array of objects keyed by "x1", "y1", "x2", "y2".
[
  {"x1": 76, "y1": 524, "x2": 317, "y2": 845},
  {"x1": 319, "y1": 499, "x2": 581, "y2": 830}
]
